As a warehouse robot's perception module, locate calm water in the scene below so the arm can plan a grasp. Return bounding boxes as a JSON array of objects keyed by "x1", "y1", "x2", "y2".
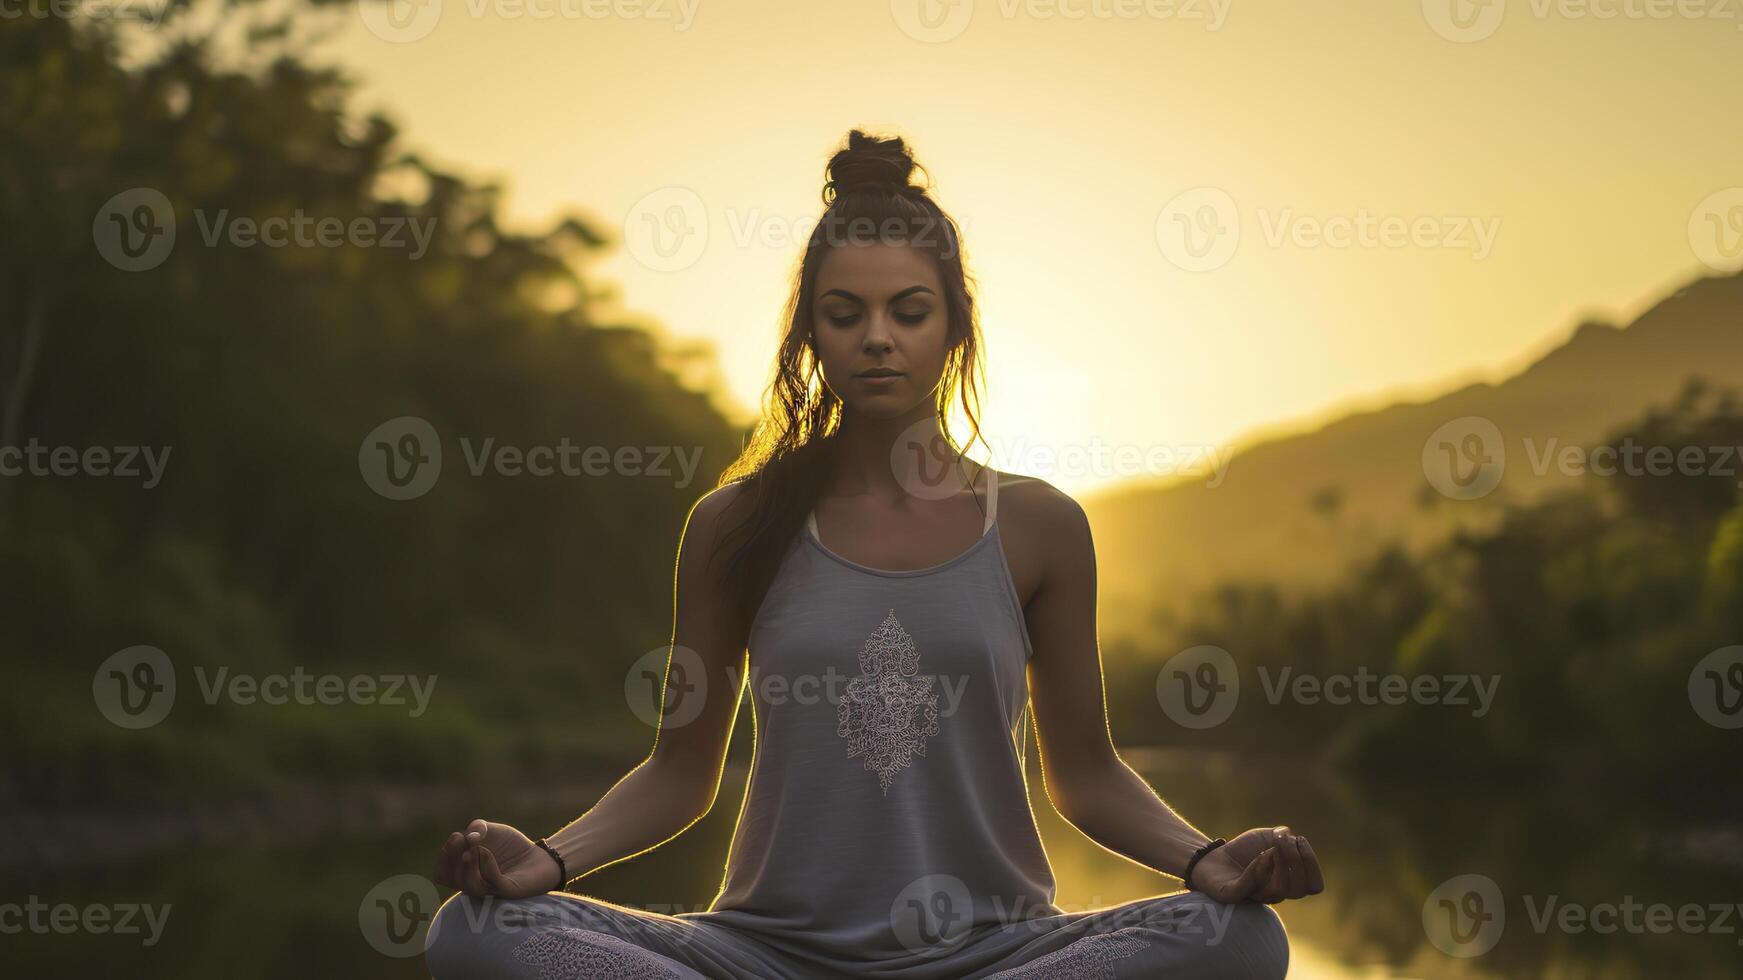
[{"x1": 6, "y1": 749, "x2": 1738, "y2": 978}]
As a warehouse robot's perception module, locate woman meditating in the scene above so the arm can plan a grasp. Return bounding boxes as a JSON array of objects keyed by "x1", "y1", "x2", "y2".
[{"x1": 424, "y1": 129, "x2": 1321, "y2": 979}]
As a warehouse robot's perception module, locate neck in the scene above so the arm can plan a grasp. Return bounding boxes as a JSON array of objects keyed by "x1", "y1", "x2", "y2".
[{"x1": 826, "y1": 408, "x2": 969, "y2": 501}]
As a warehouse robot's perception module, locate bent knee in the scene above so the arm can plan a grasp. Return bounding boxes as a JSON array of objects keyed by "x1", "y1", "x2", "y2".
[
  {"x1": 1215, "y1": 900, "x2": 1289, "y2": 980},
  {"x1": 423, "y1": 892, "x2": 486, "y2": 980},
  {"x1": 424, "y1": 892, "x2": 545, "y2": 980}
]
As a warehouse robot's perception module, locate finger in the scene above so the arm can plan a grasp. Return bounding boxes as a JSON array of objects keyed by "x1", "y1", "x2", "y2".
[
  {"x1": 1243, "y1": 848, "x2": 1273, "y2": 903},
  {"x1": 1296, "y1": 835, "x2": 1326, "y2": 894},
  {"x1": 1263, "y1": 828, "x2": 1293, "y2": 899},
  {"x1": 476, "y1": 844, "x2": 512, "y2": 895},
  {"x1": 1223, "y1": 847, "x2": 1269, "y2": 902},
  {"x1": 1275, "y1": 832, "x2": 1307, "y2": 899},
  {"x1": 436, "y1": 831, "x2": 465, "y2": 886},
  {"x1": 461, "y1": 845, "x2": 491, "y2": 896},
  {"x1": 1256, "y1": 848, "x2": 1287, "y2": 903}
]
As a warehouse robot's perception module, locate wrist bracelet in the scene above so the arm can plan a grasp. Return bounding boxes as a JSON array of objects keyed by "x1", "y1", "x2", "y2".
[
  {"x1": 1182, "y1": 837, "x2": 1226, "y2": 891},
  {"x1": 534, "y1": 837, "x2": 569, "y2": 892}
]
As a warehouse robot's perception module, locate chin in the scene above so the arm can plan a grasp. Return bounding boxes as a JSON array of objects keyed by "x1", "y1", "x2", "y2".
[{"x1": 843, "y1": 393, "x2": 923, "y2": 418}]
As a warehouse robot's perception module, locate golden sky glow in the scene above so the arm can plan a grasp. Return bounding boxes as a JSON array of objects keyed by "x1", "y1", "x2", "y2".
[{"x1": 325, "y1": 0, "x2": 1743, "y2": 496}]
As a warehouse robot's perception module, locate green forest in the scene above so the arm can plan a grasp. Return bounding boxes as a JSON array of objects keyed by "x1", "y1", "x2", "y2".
[{"x1": 2, "y1": 9, "x2": 746, "y2": 810}]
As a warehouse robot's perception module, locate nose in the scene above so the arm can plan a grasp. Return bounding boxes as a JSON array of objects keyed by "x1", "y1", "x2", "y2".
[{"x1": 862, "y1": 311, "x2": 895, "y2": 353}]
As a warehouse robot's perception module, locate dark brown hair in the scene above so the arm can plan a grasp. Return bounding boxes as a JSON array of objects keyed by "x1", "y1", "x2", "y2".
[{"x1": 711, "y1": 129, "x2": 990, "y2": 631}]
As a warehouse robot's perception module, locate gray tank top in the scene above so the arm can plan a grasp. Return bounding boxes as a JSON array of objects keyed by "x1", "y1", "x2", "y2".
[{"x1": 686, "y1": 467, "x2": 1061, "y2": 971}]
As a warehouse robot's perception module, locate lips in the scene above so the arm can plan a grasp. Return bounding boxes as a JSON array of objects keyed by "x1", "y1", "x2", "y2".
[{"x1": 857, "y1": 369, "x2": 903, "y2": 377}]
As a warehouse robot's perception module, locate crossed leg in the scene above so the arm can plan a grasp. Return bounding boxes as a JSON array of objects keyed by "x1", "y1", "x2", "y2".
[
  {"x1": 423, "y1": 889, "x2": 1288, "y2": 980},
  {"x1": 422, "y1": 891, "x2": 796, "y2": 980},
  {"x1": 970, "y1": 890, "x2": 1289, "y2": 980}
]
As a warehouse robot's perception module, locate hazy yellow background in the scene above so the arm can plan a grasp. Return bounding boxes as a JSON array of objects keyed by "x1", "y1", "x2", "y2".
[{"x1": 324, "y1": 0, "x2": 1742, "y2": 494}]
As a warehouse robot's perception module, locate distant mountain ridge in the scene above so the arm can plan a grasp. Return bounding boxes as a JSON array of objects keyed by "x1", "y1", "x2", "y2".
[{"x1": 1086, "y1": 269, "x2": 1743, "y2": 639}]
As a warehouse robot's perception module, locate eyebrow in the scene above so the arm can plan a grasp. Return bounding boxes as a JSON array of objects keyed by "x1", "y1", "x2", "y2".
[{"x1": 818, "y1": 285, "x2": 937, "y2": 304}]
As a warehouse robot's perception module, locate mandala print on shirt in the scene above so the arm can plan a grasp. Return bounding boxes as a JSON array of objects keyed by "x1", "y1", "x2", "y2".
[
  {"x1": 836, "y1": 608, "x2": 941, "y2": 795},
  {"x1": 983, "y1": 927, "x2": 1155, "y2": 979}
]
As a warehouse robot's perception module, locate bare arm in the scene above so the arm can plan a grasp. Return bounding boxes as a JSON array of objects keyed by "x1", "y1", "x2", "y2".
[
  {"x1": 436, "y1": 481, "x2": 754, "y2": 896},
  {"x1": 1023, "y1": 484, "x2": 1325, "y2": 904},
  {"x1": 1024, "y1": 486, "x2": 1213, "y2": 881},
  {"x1": 544, "y1": 481, "x2": 752, "y2": 878}
]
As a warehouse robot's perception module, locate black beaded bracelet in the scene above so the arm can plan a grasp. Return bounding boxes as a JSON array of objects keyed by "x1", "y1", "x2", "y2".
[
  {"x1": 534, "y1": 837, "x2": 569, "y2": 892},
  {"x1": 1182, "y1": 837, "x2": 1226, "y2": 891}
]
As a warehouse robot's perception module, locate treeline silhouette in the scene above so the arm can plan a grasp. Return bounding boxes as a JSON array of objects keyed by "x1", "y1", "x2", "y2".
[
  {"x1": 1108, "y1": 377, "x2": 1742, "y2": 803},
  {"x1": 1, "y1": 12, "x2": 744, "y2": 810},
  {"x1": 1096, "y1": 379, "x2": 1743, "y2": 978}
]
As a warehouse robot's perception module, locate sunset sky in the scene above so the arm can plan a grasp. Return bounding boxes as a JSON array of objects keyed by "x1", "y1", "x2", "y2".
[{"x1": 318, "y1": 0, "x2": 1742, "y2": 496}]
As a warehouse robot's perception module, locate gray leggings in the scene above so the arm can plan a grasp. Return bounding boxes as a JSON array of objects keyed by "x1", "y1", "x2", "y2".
[{"x1": 423, "y1": 889, "x2": 1289, "y2": 979}]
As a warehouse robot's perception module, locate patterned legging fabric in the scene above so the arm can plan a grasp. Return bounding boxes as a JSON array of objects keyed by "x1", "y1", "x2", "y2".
[{"x1": 423, "y1": 889, "x2": 1289, "y2": 980}]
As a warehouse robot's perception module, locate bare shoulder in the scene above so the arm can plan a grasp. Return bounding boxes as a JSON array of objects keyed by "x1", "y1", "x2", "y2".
[
  {"x1": 993, "y1": 467, "x2": 1088, "y2": 535},
  {"x1": 679, "y1": 479, "x2": 757, "y2": 569},
  {"x1": 689, "y1": 478, "x2": 755, "y2": 528},
  {"x1": 988, "y1": 468, "x2": 1088, "y2": 604}
]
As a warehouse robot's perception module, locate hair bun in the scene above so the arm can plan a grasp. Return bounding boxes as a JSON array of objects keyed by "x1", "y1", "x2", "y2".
[{"x1": 824, "y1": 129, "x2": 922, "y2": 202}]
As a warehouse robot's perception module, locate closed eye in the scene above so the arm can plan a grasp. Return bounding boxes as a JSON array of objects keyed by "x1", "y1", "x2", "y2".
[
  {"x1": 828, "y1": 312, "x2": 929, "y2": 327},
  {"x1": 822, "y1": 306, "x2": 934, "y2": 326}
]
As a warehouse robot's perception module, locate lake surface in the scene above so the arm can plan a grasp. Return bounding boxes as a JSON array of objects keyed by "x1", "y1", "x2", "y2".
[{"x1": 6, "y1": 749, "x2": 1738, "y2": 978}]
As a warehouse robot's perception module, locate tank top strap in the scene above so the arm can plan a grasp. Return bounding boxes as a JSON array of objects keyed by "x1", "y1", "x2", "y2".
[{"x1": 984, "y1": 464, "x2": 998, "y2": 533}]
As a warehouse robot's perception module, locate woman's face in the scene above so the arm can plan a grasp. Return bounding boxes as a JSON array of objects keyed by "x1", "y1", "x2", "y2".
[{"x1": 810, "y1": 242, "x2": 951, "y2": 419}]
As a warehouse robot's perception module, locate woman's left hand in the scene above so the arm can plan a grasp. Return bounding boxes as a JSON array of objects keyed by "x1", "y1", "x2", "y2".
[{"x1": 1187, "y1": 826, "x2": 1325, "y2": 904}]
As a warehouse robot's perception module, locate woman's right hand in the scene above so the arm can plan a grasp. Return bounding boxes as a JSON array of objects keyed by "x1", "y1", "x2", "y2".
[{"x1": 433, "y1": 818, "x2": 562, "y2": 899}]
